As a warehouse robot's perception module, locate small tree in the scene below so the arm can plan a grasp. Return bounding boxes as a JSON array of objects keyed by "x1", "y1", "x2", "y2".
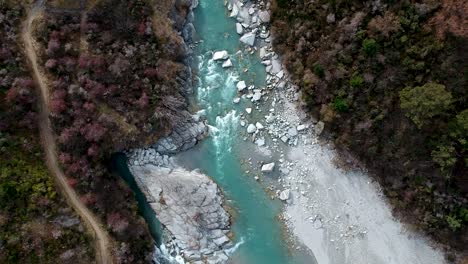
[
  {"x1": 456, "y1": 109, "x2": 468, "y2": 131},
  {"x1": 431, "y1": 144, "x2": 457, "y2": 174},
  {"x1": 399, "y1": 82, "x2": 452, "y2": 128},
  {"x1": 362, "y1": 38, "x2": 378, "y2": 56}
]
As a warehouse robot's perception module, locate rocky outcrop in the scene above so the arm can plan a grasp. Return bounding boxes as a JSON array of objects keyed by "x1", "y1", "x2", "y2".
[
  {"x1": 153, "y1": 117, "x2": 208, "y2": 155},
  {"x1": 130, "y1": 165, "x2": 232, "y2": 264}
]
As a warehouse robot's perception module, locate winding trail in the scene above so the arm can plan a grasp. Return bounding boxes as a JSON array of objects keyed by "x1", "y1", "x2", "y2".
[{"x1": 22, "y1": 3, "x2": 112, "y2": 264}]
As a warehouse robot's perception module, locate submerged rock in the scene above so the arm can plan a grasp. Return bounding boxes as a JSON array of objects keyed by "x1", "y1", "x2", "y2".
[{"x1": 130, "y1": 165, "x2": 232, "y2": 263}]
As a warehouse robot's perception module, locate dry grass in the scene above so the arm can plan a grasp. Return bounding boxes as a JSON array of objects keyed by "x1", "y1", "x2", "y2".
[
  {"x1": 97, "y1": 103, "x2": 137, "y2": 135},
  {"x1": 46, "y1": 0, "x2": 82, "y2": 9},
  {"x1": 430, "y1": 0, "x2": 468, "y2": 39}
]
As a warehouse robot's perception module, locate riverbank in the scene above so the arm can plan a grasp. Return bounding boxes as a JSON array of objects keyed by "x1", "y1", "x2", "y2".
[
  {"x1": 222, "y1": 0, "x2": 449, "y2": 263},
  {"x1": 269, "y1": 0, "x2": 468, "y2": 260}
]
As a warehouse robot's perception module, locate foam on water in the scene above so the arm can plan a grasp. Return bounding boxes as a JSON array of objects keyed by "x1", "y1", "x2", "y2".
[
  {"x1": 197, "y1": 53, "x2": 239, "y2": 107},
  {"x1": 212, "y1": 110, "x2": 239, "y2": 171}
]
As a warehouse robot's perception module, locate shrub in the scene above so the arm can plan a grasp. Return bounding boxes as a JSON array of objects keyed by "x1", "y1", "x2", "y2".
[
  {"x1": 362, "y1": 38, "x2": 378, "y2": 56},
  {"x1": 333, "y1": 97, "x2": 349, "y2": 112},
  {"x1": 446, "y1": 215, "x2": 462, "y2": 231},
  {"x1": 431, "y1": 144, "x2": 457, "y2": 174},
  {"x1": 350, "y1": 75, "x2": 364, "y2": 88},
  {"x1": 399, "y1": 82, "x2": 452, "y2": 128},
  {"x1": 456, "y1": 109, "x2": 468, "y2": 131},
  {"x1": 313, "y1": 64, "x2": 325, "y2": 78}
]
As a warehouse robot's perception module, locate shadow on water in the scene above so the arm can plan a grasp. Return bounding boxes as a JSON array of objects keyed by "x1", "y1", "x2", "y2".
[{"x1": 111, "y1": 153, "x2": 163, "y2": 246}]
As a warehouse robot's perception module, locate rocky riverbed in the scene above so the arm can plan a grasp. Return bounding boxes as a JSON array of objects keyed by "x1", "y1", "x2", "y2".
[
  {"x1": 126, "y1": 0, "x2": 448, "y2": 262},
  {"x1": 218, "y1": 0, "x2": 448, "y2": 263}
]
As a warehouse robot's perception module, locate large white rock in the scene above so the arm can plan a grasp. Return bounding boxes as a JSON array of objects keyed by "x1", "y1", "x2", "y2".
[
  {"x1": 252, "y1": 92, "x2": 262, "y2": 101},
  {"x1": 315, "y1": 121, "x2": 325, "y2": 135},
  {"x1": 287, "y1": 127, "x2": 298, "y2": 137},
  {"x1": 247, "y1": 124, "x2": 257, "y2": 134},
  {"x1": 255, "y1": 122, "x2": 264, "y2": 130},
  {"x1": 239, "y1": 32, "x2": 256, "y2": 46},
  {"x1": 259, "y1": 47, "x2": 268, "y2": 59},
  {"x1": 233, "y1": 97, "x2": 241, "y2": 104},
  {"x1": 129, "y1": 165, "x2": 232, "y2": 263},
  {"x1": 271, "y1": 59, "x2": 282, "y2": 74},
  {"x1": 222, "y1": 59, "x2": 233, "y2": 68},
  {"x1": 261, "y1": 162, "x2": 275, "y2": 172},
  {"x1": 230, "y1": 4, "x2": 239, "y2": 17},
  {"x1": 255, "y1": 137, "x2": 265, "y2": 147},
  {"x1": 236, "y1": 23, "x2": 243, "y2": 34},
  {"x1": 297, "y1": 124, "x2": 307, "y2": 131},
  {"x1": 245, "y1": 108, "x2": 252, "y2": 114},
  {"x1": 237, "y1": 81, "x2": 247, "y2": 92},
  {"x1": 279, "y1": 189, "x2": 290, "y2": 201},
  {"x1": 259, "y1": 11, "x2": 271, "y2": 23},
  {"x1": 213, "y1": 50, "x2": 229, "y2": 61}
]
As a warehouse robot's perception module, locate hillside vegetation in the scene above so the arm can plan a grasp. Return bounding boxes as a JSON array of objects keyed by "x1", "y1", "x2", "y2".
[
  {"x1": 271, "y1": 0, "x2": 467, "y2": 256},
  {"x1": 0, "y1": 2, "x2": 94, "y2": 262},
  {"x1": 2, "y1": 0, "x2": 194, "y2": 262}
]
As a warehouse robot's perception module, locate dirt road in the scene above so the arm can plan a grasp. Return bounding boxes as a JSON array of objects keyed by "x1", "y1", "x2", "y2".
[{"x1": 22, "y1": 3, "x2": 113, "y2": 264}]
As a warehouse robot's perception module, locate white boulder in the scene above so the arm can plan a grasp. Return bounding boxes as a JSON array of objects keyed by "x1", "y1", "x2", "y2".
[
  {"x1": 279, "y1": 189, "x2": 290, "y2": 201},
  {"x1": 252, "y1": 92, "x2": 262, "y2": 101},
  {"x1": 261, "y1": 162, "x2": 275, "y2": 172},
  {"x1": 255, "y1": 122, "x2": 264, "y2": 130},
  {"x1": 315, "y1": 121, "x2": 325, "y2": 135},
  {"x1": 247, "y1": 124, "x2": 257, "y2": 134},
  {"x1": 297, "y1": 124, "x2": 307, "y2": 131},
  {"x1": 287, "y1": 127, "x2": 298, "y2": 137},
  {"x1": 240, "y1": 32, "x2": 256, "y2": 46},
  {"x1": 222, "y1": 59, "x2": 233, "y2": 68},
  {"x1": 237, "y1": 81, "x2": 247, "y2": 92},
  {"x1": 230, "y1": 4, "x2": 239, "y2": 17},
  {"x1": 236, "y1": 23, "x2": 243, "y2": 34},
  {"x1": 259, "y1": 11, "x2": 270, "y2": 23},
  {"x1": 255, "y1": 137, "x2": 265, "y2": 147},
  {"x1": 213, "y1": 50, "x2": 229, "y2": 61},
  {"x1": 259, "y1": 47, "x2": 268, "y2": 59}
]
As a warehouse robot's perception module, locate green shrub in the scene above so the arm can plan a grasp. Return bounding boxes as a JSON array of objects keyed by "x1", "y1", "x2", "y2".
[
  {"x1": 399, "y1": 82, "x2": 452, "y2": 128},
  {"x1": 333, "y1": 97, "x2": 349, "y2": 112},
  {"x1": 313, "y1": 64, "x2": 325, "y2": 78},
  {"x1": 350, "y1": 75, "x2": 364, "y2": 88},
  {"x1": 431, "y1": 144, "x2": 457, "y2": 173},
  {"x1": 446, "y1": 215, "x2": 462, "y2": 231},
  {"x1": 456, "y1": 109, "x2": 468, "y2": 131},
  {"x1": 362, "y1": 38, "x2": 378, "y2": 56}
]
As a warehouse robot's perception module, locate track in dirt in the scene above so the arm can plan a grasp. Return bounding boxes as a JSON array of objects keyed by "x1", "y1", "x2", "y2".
[{"x1": 21, "y1": 2, "x2": 113, "y2": 264}]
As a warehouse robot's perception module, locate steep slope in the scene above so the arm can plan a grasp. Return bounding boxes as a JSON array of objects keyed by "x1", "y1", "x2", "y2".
[{"x1": 271, "y1": 0, "x2": 467, "y2": 258}]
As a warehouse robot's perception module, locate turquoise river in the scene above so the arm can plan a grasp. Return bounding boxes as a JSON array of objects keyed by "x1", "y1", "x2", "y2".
[{"x1": 115, "y1": 0, "x2": 314, "y2": 263}]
